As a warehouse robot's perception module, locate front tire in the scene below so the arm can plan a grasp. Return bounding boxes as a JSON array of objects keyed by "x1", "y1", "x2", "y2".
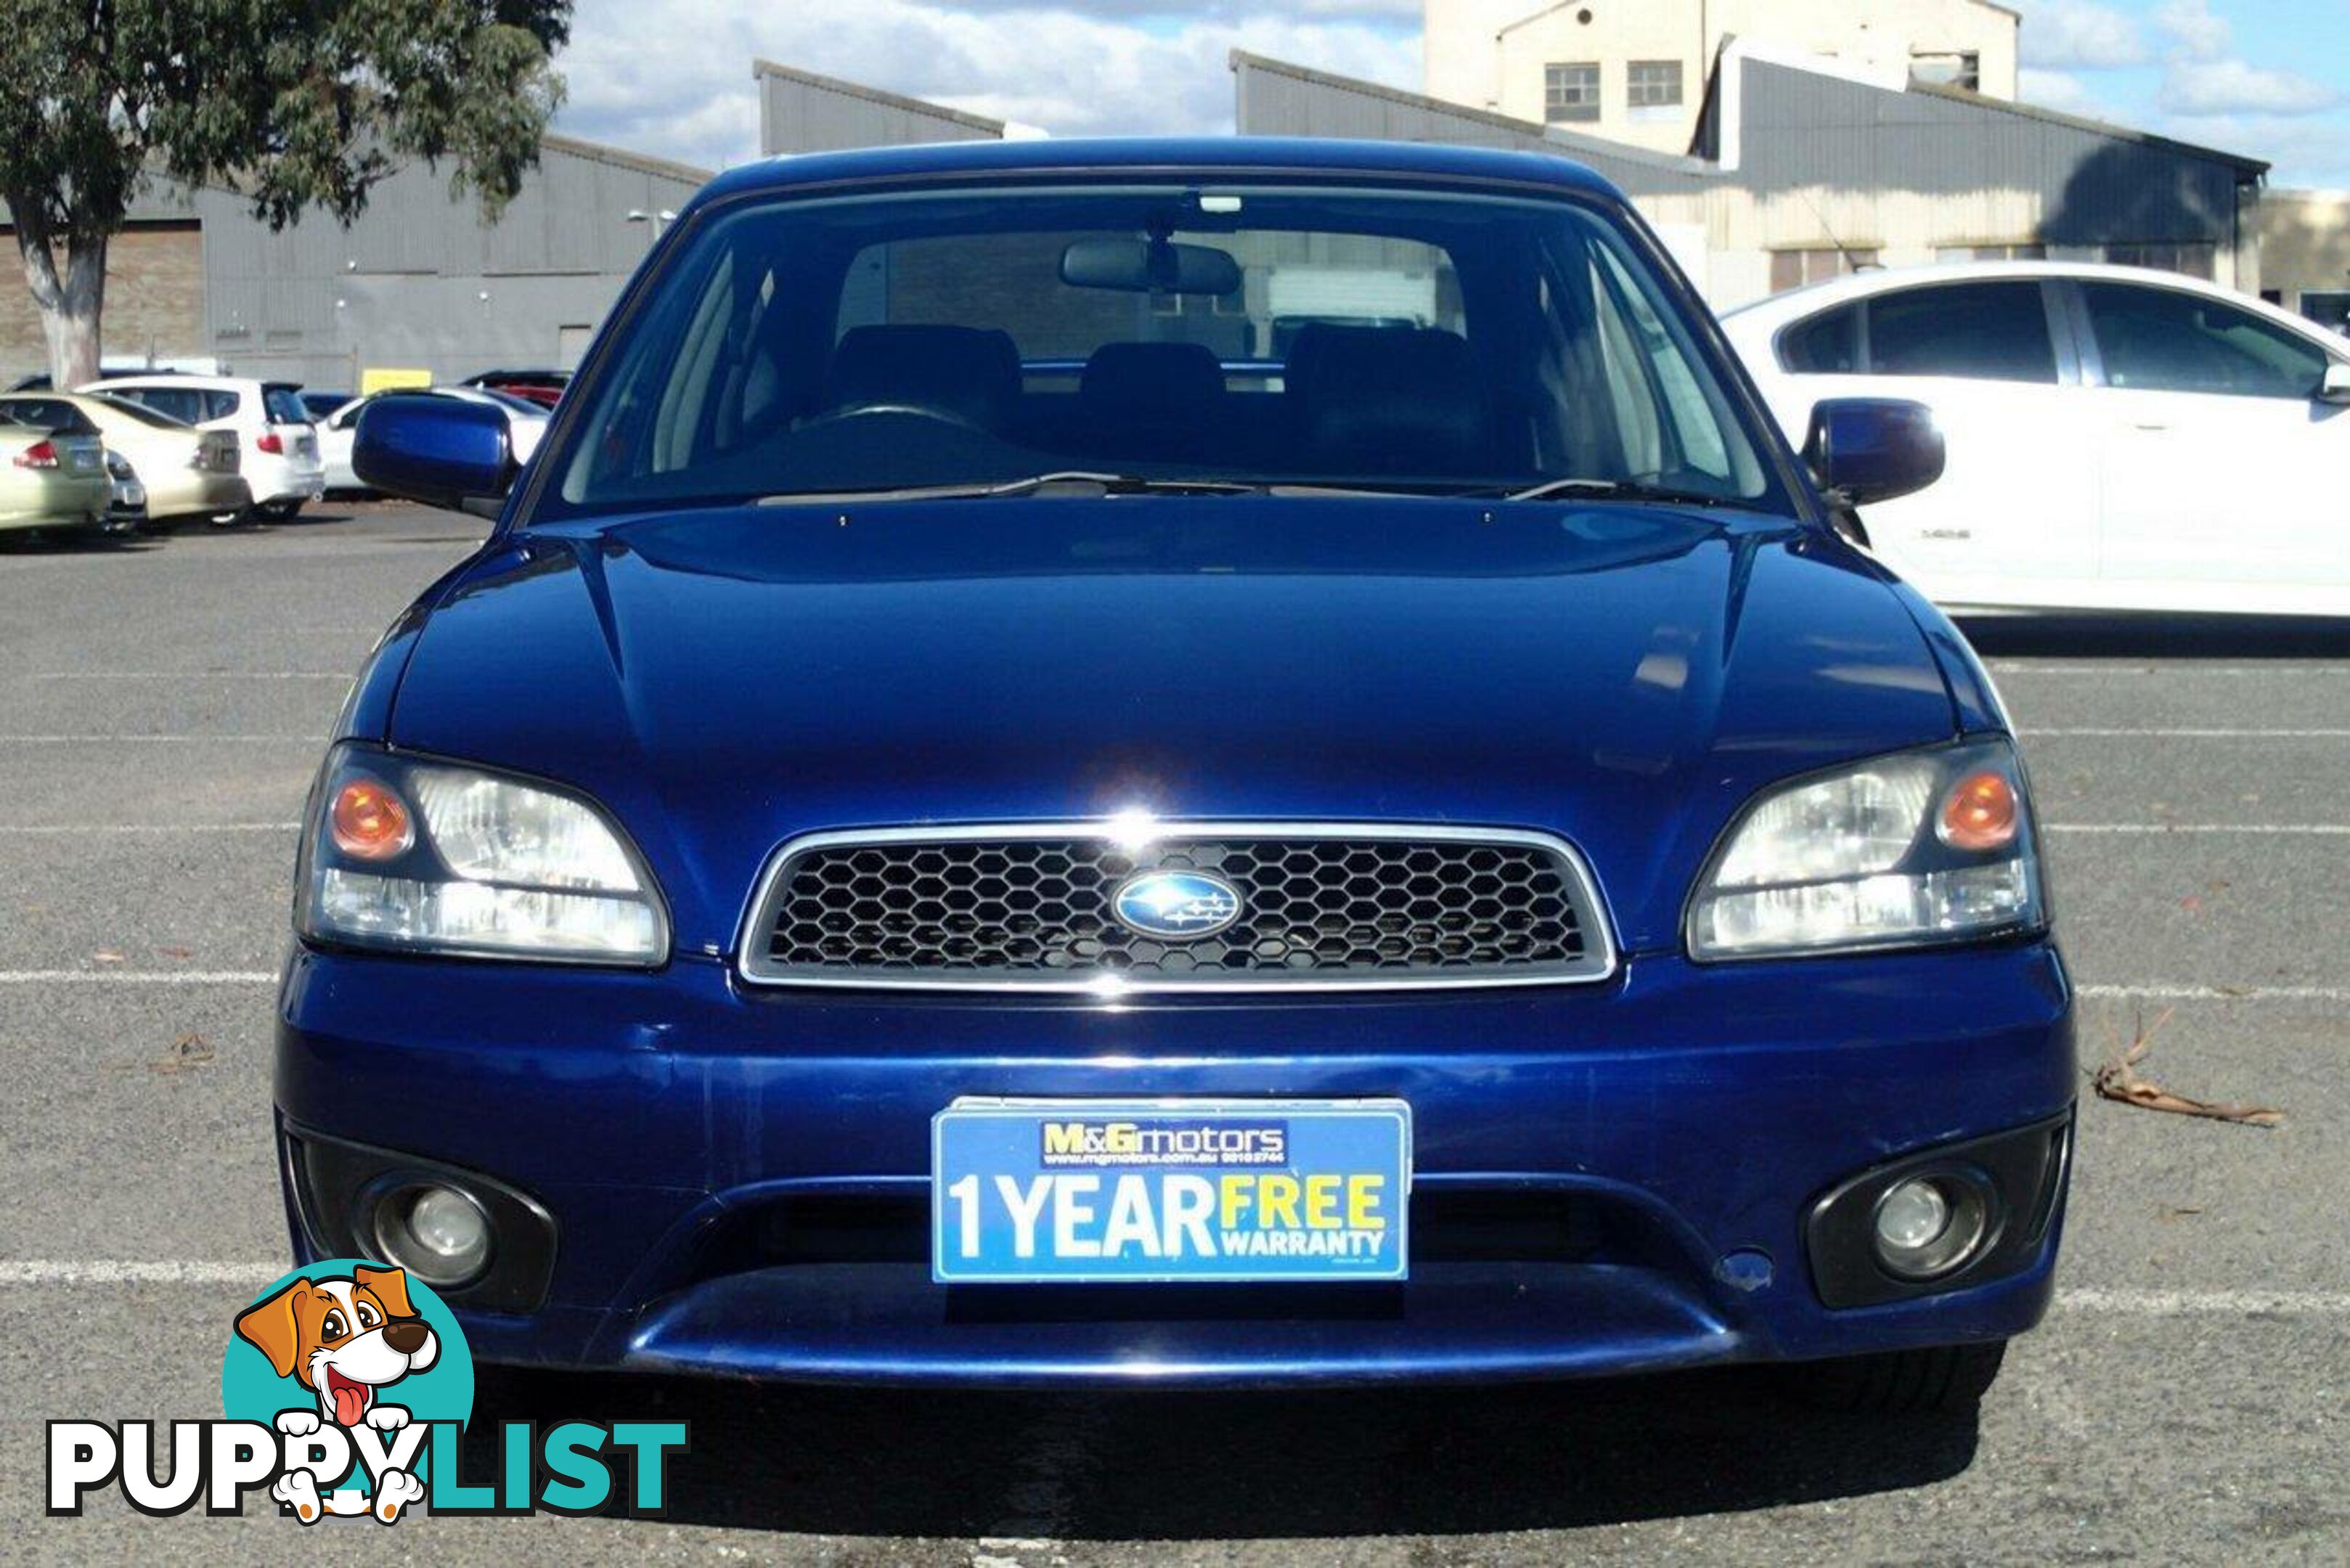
[{"x1": 1784, "y1": 1340, "x2": 2007, "y2": 1413}]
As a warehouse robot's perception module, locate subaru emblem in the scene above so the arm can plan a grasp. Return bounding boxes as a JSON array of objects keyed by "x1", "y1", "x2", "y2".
[{"x1": 1111, "y1": 870, "x2": 1244, "y2": 939}]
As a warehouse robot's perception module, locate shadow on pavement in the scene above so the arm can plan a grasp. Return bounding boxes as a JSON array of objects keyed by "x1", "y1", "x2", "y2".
[
  {"x1": 468, "y1": 1363, "x2": 1981, "y2": 1538},
  {"x1": 1957, "y1": 612, "x2": 2350, "y2": 659}
]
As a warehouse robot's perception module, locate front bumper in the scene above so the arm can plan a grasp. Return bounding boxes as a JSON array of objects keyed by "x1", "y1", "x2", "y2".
[{"x1": 275, "y1": 940, "x2": 2074, "y2": 1386}]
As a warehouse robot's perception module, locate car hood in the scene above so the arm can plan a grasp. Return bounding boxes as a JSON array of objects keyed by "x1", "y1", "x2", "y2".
[{"x1": 383, "y1": 498, "x2": 1960, "y2": 957}]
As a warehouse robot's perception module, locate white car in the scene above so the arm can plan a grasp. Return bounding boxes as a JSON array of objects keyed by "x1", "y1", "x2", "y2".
[
  {"x1": 82, "y1": 375, "x2": 325, "y2": 520},
  {"x1": 1723, "y1": 261, "x2": 2350, "y2": 617},
  {"x1": 315, "y1": 387, "x2": 550, "y2": 493}
]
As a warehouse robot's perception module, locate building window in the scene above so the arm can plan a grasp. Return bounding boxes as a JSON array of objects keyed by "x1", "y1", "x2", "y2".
[
  {"x1": 1768, "y1": 247, "x2": 1880, "y2": 293},
  {"x1": 2297, "y1": 291, "x2": 2350, "y2": 334},
  {"x1": 2103, "y1": 242, "x2": 2217, "y2": 281},
  {"x1": 1545, "y1": 62, "x2": 1600, "y2": 123},
  {"x1": 1933, "y1": 243, "x2": 2047, "y2": 264},
  {"x1": 1627, "y1": 60, "x2": 1683, "y2": 109},
  {"x1": 1909, "y1": 52, "x2": 1981, "y2": 91}
]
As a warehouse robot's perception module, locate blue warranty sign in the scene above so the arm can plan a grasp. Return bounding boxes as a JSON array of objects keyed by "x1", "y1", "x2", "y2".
[{"x1": 932, "y1": 1098, "x2": 1411, "y2": 1283}]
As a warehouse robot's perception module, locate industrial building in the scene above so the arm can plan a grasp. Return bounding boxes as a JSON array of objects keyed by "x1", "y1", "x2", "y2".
[
  {"x1": 9, "y1": 20, "x2": 2342, "y2": 391},
  {"x1": 1236, "y1": 41, "x2": 2269, "y2": 309},
  {"x1": 756, "y1": 58, "x2": 1005, "y2": 155},
  {"x1": 1, "y1": 134, "x2": 707, "y2": 390},
  {"x1": 1426, "y1": 0, "x2": 2020, "y2": 155}
]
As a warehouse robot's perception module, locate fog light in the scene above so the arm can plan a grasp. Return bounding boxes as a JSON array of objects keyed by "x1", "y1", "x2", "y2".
[
  {"x1": 1875, "y1": 1179, "x2": 1950, "y2": 1251},
  {"x1": 375, "y1": 1183, "x2": 492, "y2": 1286},
  {"x1": 1870, "y1": 1175, "x2": 1988, "y2": 1281}
]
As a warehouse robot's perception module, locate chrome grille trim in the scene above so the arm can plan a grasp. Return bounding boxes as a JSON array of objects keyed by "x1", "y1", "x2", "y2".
[{"x1": 735, "y1": 821, "x2": 1617, "y2": 993}]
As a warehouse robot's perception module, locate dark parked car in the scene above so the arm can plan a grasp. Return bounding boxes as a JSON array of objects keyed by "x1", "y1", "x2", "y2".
[
  {"x1": 280, "y1": 139, "x2": 2068, "y2": 1413},
  {"x1": 458, "y1": 369, "x2": 570, "y2": 409}
]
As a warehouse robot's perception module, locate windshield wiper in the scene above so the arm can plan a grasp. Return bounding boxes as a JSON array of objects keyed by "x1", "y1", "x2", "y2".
[
  {"x1": 759, "y1": 471, "x2": 1269, "y2": 505},
  {"x1": 1498, "y1": 477, "x2": 1746, "y2": 508}
]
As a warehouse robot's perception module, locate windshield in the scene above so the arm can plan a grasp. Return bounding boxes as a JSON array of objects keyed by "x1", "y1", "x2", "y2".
[
  {"x1": 263, "y1": 385, "x2": 311, "y2": 425},
  {"x1": 545, "y1": 182, "x2": 1782, "y2": 518}
]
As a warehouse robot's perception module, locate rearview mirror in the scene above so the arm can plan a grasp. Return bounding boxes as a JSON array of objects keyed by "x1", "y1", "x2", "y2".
[
  {"x1": 2320, "y1": 362, "x2": 2350, "y2": 404},
  {"x1": 1061, "y1": 237, "x2": 1241, "y2": 297},
  {"x1": 1802, "y1": 399, "x2": 1946, "y2": 509},
  {"x1": 353, "y1": 394, "x2": 514, "y2": 517}
]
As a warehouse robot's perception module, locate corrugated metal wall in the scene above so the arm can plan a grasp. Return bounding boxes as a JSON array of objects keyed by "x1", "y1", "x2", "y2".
[
  {"x1": 1735, "y1": 63, "x2": 2246, "y2": 247},
  {"x1": 1233, "y1": 54, "x2": 1713, "y2": 202},
  {"x1": 1233, "y1": 52, "x2": 2260, "y2": 305},
  {"x1": 757, "y1": 62, "x2": 1002, "y2": 156},
  {"x1": 192, "y1": 139, "x2": 707, "y2": 388}
]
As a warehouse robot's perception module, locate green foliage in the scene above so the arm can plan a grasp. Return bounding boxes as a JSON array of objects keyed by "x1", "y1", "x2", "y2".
[{"x1": 0, "y1": 0, "x2": 571, "y2": 238}]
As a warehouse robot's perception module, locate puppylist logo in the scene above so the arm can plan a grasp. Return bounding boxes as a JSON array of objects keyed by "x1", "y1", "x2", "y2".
[{"x1": 47, "y1": 1259, "x2": 686, "y2": 1524}]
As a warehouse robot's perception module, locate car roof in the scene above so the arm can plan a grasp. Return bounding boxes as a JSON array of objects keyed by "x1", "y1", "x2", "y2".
[
  {"x1": 693, "y1": 136, "x2": 1628, "y2": 212},
  {"x1": 83, "y1": 374, "x2": 260, "y2": 392},
  {"x1": 1718, "y1": 258, "x2": 2342, "y2": 351}
]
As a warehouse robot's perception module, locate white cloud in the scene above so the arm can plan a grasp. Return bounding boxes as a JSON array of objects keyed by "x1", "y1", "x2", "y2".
[
  {"x1": 2159, "y1": 57, "x2": 2341, "y2": 118},
  {"x1": 2016, "y1": 68, "x2": 2118, "y2": 121},
  {"x1": 2151, "y1": 0, "x2": 2230, "y2": 64},
  {"x1": 2018, "y1": 1, "x2": 2146, "y2": 71},
  {"x1": 552, "y1": 0, "x2": 1419, "y2": 172}
]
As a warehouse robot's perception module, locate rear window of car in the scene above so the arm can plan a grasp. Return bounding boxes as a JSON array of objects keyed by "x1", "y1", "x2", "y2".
[
  {"x1": 1776, "y1": 303, "x2": 1861, "y2": 374},
  {"x1": 1777, "y1": 283, "x2": 2057, "y2": 385},
  {"x1": 0, "y1": 397, "x2": 99, "y2": 436},
  {"x1": 263, "y1": 385, "x2": 310, "y2": 423},
  {"x1": 1864, "y1": 282, "x2": 2057, "y2": 384}
]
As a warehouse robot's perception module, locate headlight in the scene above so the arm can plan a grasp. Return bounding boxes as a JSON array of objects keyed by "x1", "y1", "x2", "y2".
[
  {"x1": 1688, "y1": 738, "x2": 2044, "y2": 960},
  {"x1": 297, "y1": 745, "x2": 668, "y2": 964}
]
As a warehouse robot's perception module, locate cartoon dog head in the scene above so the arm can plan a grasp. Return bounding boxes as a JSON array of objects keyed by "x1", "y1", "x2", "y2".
[{"x1": 235, "y1": 1265, "x2": 439, "y2": 1426}]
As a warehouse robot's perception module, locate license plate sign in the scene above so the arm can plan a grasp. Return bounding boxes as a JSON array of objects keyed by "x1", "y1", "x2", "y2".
[{"x1": 933, "y1": 1098, "x2": 1410, "y2": 1283}]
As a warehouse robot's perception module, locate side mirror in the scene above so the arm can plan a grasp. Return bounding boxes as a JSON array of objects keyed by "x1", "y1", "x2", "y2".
[
  {"x1": 353, "y1": 394, "x2": 514, "y2": 516},
  {"x1": 2319, "y1": 363, "x2": 2350, "y2": 404},
  {"x1": 1803, "y1": 398, "x2": 1946, "y2": 509}
]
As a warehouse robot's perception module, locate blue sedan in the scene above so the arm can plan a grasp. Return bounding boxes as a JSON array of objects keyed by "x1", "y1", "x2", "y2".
[{"x1": 280, "y1": 138, "x2": 2070, "y2": 1411}]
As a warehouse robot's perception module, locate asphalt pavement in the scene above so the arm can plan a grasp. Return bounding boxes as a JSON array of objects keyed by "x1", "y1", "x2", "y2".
[{"x1": 1, "y1": 505, "x2": 2344, "y2": 1563}]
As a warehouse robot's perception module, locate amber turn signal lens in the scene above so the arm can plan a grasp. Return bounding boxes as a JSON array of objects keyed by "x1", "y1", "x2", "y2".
[
  {"x1": 330, "y1": 780, "x2": 414, "y2": 860},
  {"x1": 1939, "y1": 770, "x2": 2018, "y2": 851}
]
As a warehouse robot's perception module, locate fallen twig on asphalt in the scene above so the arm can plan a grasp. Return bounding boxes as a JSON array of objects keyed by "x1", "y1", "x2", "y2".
[{"x1": 2092, "y1": 1006, "x2": 2282, "y2": 1127}]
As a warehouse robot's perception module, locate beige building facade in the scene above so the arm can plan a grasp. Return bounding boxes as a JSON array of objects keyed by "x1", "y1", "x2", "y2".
[
  {"x1": 2249, "y1": 189, "x2": 2350, "y2": 332},
  {"x1": 1426, "y1": 0, "x2": 2019, "y2": 154}
]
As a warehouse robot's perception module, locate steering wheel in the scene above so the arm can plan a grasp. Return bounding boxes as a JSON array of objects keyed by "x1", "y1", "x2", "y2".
[{"x1": 796, "y1": 401, "x2": 988, "y2": 436}]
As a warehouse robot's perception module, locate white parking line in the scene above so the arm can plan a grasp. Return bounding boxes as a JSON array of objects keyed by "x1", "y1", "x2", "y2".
[
  {"x1": 0, "y1": 823, "x2": 298, "y2": 835},
  {"x1": 0, "y1": 971, "x2": 277, "y2": 984},
  {"x1": 1990, "y1": 663, "x2": 2350, "y2": 677},
  {"x1": 2044, "y1": 823, "x2": 2350, "y2": 836},
  {"x1": 2018, "y1": 727, "x2": 2350, "y2": 738},
  {"x1": 1, "y1": 972, "x2": 2329, "y2": 1000},
  {"x1": 20, "y1": 671, "x2": 351, "y2": 681},
  {"x1": 2077, "y1": 983, "x2": 2350, "y2": 1003},
  {"x1": 0, "y1": 1261, "x2": 284, "y2": 1285},
  {"x1": 2056, "y1": 1289, "x2": 2350, "y2": 1317},
  {"x1": 2, "y1": 1262, "x2": 2343, "y2": 1315},
  {"x1": 0, "y1": 734, "x2": 325, "y2": 743}
]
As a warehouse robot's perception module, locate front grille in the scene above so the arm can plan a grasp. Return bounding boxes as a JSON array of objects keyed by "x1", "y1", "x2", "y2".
[{"x1": 740, "y1": 824, "x2": 1613, "y2": 991}]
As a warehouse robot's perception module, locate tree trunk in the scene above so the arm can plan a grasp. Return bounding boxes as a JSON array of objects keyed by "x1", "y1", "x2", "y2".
[{"x1": 12, "y1": 219, "x2": 105, "y2": 388}]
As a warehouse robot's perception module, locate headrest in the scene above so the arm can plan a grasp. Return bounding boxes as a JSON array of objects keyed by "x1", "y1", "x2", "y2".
[
  {"x1": 1286, "y1": 325, "x2": 1489, "y2": 474},
  {"x1": 823, "y1": 324, "x2": 1021, "y2": 429},
  {"x1": 1079, "y1": 342, "x2": 1228, "y2": 424}
]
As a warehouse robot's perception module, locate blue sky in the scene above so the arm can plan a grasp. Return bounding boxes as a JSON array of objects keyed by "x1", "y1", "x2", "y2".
[
  {"x1": 2012, "y1": 1, "x2": 2349, "y2": 184},
  {"x1": 558, "y1": 0, "x2": 2350, "y2": 187}
]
